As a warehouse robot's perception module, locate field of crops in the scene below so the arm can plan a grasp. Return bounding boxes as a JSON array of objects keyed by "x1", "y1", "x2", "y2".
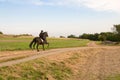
[{"x1": 0, "y1": 35, "x2": 89, "y2": 51}]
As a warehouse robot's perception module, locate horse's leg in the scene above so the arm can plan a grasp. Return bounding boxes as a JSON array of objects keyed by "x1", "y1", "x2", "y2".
[
  {"x1": 42, "y1": 44, "x2": 45, "y2": 51},
  {"x1": 44, "y1": 41, "x2": 49, "y2": 48},
  {"x1": 33, "y1": 42, "x2": 36, "y2": 49},
  {"x1": 47, "y1": 42, "x2": 49, "y2": 48},
  {"x1": 36, "y1": 43, "x2": 39, "y2": 52}
]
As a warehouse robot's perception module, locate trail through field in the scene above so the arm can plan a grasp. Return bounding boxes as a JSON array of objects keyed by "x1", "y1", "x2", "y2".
[
  {"x1": 0, "y1": 42, "x2": 120, "y2": 79},
  {"x1": 87, "y1": 41, "x2": 99, "y2": 47},
  {"x1": 0, "y1": 44, "x2": 99, "y2": 67},
  {"x1": 0, "y1": 48, "x2": 84, "y2": 67}
]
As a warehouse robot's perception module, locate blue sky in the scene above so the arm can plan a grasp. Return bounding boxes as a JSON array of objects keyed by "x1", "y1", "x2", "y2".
[{"x1": 0, "y1": 0, "x2": 120, "y2": 37}]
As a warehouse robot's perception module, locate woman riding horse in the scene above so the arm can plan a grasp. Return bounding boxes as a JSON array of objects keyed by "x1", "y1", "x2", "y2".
[{"x1": 29, "y1": 32, "x2": 49, "y2": 51}]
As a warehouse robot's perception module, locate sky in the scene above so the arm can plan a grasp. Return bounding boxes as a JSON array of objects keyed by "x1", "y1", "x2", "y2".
[{"x1": 0, "y1": 0, "x2": 120, "y2": 37}]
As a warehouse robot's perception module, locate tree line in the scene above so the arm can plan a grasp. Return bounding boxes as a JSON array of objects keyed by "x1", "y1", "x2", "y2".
[{"x1": 68, "y1": 24, "x2": 120, "y2": 42}]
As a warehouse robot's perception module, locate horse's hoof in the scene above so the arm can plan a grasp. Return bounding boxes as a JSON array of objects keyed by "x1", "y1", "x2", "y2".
[{"x1": 37, "y1": 50, "x2": 39, "y2": 52}]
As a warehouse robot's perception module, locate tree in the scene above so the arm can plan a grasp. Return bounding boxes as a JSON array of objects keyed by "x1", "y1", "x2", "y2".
[
  {"x1": 114, "y1": 24, "x2": 120, "y2": 35},
  {"x1": 80, "y1": 33, "x2": 89, "y2": 39},
  {"x1": 60, "y1": 36, "x2": 65, "y2": 38},
  {"x1": 98, "y1": 35, "x2": 106, "y2": 41},
  {"x1": 67, "y1": 34, "x2": 77, "y2": 38},
  {"x1": 0, "y1": 31, "x2": 3, "y2": 34}
]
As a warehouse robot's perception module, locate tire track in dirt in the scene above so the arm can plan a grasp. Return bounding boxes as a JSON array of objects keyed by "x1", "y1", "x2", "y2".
[{"x1": 0, "y1": 47, "x2": 92, "y2": 67}]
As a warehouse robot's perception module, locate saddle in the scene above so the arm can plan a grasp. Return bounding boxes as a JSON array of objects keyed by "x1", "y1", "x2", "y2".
[{"x1": 40, "y1": 38, "x2": 44, "y2": 43}]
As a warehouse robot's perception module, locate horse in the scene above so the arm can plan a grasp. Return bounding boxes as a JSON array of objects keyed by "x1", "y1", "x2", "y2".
[{"x1": 29, "y1": 32, "x2": 49, "y2": 51}]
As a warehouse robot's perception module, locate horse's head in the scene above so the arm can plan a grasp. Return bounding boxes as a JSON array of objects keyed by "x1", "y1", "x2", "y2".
[{"x1": 43, "y1": 32, "x2": 48, "y2": 37}]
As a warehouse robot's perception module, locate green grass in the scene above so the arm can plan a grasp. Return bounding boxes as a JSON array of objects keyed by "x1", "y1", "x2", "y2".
[
  {"x1": 105, "y1": 74, "x2": 120, "y2": 80},
  {"x1": 0, "y1": 37, "x2": 89, "y2": 51},
  {"x1": 0, "y1": 37, "x2": 32, "y2": 51},
  {"x1": 48, "y1": 38, "x2": 89, "y2": 48},
  {"x1": 0, "y1": 41, "x2": 30, "y2": 51}
]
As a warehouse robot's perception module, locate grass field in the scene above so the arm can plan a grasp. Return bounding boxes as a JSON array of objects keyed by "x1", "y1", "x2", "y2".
[
  {"x1": 0, "y1": 36, "x2": 89, "y2": 51},
  {"x1": 0, "y1": 35, "x2": 120, "y2": 80},
  {"x1": 0, "y1": 58, "x2": 73, "y2": 80}
]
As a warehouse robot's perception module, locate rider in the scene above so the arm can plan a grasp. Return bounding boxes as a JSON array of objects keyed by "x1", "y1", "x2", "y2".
[
  {"x1": 39, "y1": 30, "x2": 44, "y2": 42},
  {"x1": 39, "y1": 30, "x2": 43, "y2": 38},
  {"x1": 39, "y1": 30, "x2": 48, "y2": 43}
]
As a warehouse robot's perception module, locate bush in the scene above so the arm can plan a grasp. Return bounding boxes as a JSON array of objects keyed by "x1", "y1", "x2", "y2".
[
  {"x1": 80, "y1": 32, "x2": 120, "y2": 42},
  {"x1": 67, "y1": 34, "x2": 77, "y2": 38},
  {"x1": 0, "y1": 31, "x2": 3, "y2": 34}
]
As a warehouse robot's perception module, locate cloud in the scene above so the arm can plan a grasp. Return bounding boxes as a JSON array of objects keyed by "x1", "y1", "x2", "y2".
[
  {"x1": 29, "y1": 0, "x2": 74, "y2": 6},
  {"x1": 33, "y1": 0, "x2": 120, "y2": 13},
  {"x1": 0, "y1": 0, "x2": 120, "y2": 13},
  {"x1": 81, "y1": 0, "x2": 120, "y2": 13}
]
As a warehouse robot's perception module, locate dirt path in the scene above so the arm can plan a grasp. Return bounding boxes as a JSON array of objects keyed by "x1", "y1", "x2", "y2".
[
  {"x1": 87, "y1": 41, "x2": 100, "y2": 47},
  {"x1": 0, "y1": 42, "x2": 95, "y2": 66},
  {"x1": 0, "y1": 47, "x2": 95, "y2": 67}
]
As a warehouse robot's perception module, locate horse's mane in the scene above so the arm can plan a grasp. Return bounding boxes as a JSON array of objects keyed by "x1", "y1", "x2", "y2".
[
  {"x1": 43, "y1": 32, "x2": 47, "y2": 34},
  {"x1": 43, "y1": 32, "x2": 48, "y2": 37}
]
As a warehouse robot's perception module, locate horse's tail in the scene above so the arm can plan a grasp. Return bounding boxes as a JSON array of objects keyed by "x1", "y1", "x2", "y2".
[{"x1": 29, "y1": 38, "x2": 36, "y2": 49}]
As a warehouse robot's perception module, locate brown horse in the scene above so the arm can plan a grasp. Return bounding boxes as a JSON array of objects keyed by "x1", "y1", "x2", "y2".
[{"x1": 29, "y1": 32, "x2": 49, "y2": 51}]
